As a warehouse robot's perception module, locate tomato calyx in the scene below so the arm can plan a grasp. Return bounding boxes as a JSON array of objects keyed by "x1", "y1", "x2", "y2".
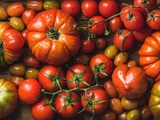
[
  {"x1": 126, "y1": 11, "x2": 136, "y2": 21},
  {"x1": 47, "y1": 28, "x2": 60, "y2": 40},
  {"x1": 147, "y1": 11, "x2": 160, "y2": 21}
]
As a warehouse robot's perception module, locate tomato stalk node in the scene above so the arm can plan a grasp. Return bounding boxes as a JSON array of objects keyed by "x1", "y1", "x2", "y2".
[{"x1": 47, "y1": 28, "x2": 60, "y2": 40}]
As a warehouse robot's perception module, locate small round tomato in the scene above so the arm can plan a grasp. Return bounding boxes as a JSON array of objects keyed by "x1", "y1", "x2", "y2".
[
  {"x1": 32, "y1": 98, "x2": 56, "y2": 120},
  {"x1": 38, "y1": 65, "x2": 66, "y2": 92},
  {"x1": 9, "y1": 63, "x2": 26, "y2": 76},
  {"x1": 81, "y1": 87, "x2": 109, "y2": 115},
  {"x1": 22, "y1": 9, "x2": 36, "y2": 26},
  {"x1": 89, "y1": 54, "x2": 113, "y2": 79},
  {"x1": 7, "y1": 1, "x2": 25, "y2": 17},
  {"x1": 88, "y1": 15, "x2": 108, "y2": 36},
  {"x1": 26, "y1": 0, "x2": 43, "y2": 12},
  {"x1": 113, "y1": 29, "x2": 135, "y2": 51},
  {"x1": 81, "y1": 0, "x2": 98, "y2": 18},
  {"x1": 66, "y1": 64, "x2": 93, "y2": 90},
  {"x1": 71, "y1": 52, "x2": 90, "y2": 64},
  {"x1": 80, "y1": 39, "x2": 95, "y2": 53},
  {"x1": 43, "y1": 0, "x2": 60, "y2": 9},
  {"x1": 10, "y1": 17, "x2": 25, "y2": 31},
  {"x1": 127, "y1": 60, "x2": 137, "y2": 68},
  {"x1": 25, "y1": 68, "x2": 39, "y2": 79},
  {"x1": 95, "y1": 37, "x2": 107, "y2": 50},
  {"x1": 61, "y1": 0, "x2": 81, "y2": 17},
  {"x1": 55, "y1": 91, "x2": 81, "y2": 118},
  {"x1": 109, "y1": 16, "x2": 123, "y2": 33},
  {"x1": 10, "y1": 75, "x2": 24, "y2": 86},
  {"x1": 98, "y1": 0, "x2": 119, "y2": 18},
  {"x1": 0, "y1": 6, "x2": 8, "y2": 20},
  {"x1": 104, "y1": 45, "x2": 118, "y2": 60},
  {"x1": 18, "y1": 78, "x2": 41, "y2": 104},
  {"x1": 114, "y1": 52, "x2": 129, "y2": 66}
]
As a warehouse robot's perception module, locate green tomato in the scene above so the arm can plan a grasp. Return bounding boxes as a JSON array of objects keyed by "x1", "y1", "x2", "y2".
[{"x1": 43, "y1": 0, "x2": 60, "y2": 9}]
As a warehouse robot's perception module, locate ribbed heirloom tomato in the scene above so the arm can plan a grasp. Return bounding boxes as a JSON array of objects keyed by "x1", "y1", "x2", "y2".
[{"x1": 27, "y1": 9, "x2": 81, "y2": 65}]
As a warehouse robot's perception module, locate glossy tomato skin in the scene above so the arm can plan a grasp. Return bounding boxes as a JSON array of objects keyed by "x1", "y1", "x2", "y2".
[
  {"x1": 61, "y1": 0, "x2": 81, "y2": 17},
  {"x1": 27, "y1": 9, "x2": 81, "y2": 65},
  {"x1": 112, "y1": 64, "x2": 148, "y2": 99},
  {"x1": 38, "y1": 65, "x2": 66, "y2": 92},
  {"x1": 98, "y1": 0, "x2": 119, "y2": 18},
  {"x1": 66, "y1": 64, "x2": 93, "y2": 90},
  {"x1": 109, "y1": 17, "x2": 123, "y2": 33},
  {"x1": 0, "y1": 78, "x2": 18, "y2": 119},
  {"x1": 32, "y1": 98, "x2": 56, "y2": 120},
  {"x1": 81, "y1": 87, "x2": 109, "y2": 115},
  {"x1": 113, "y1": 29, "x2": 135, "y2": 51},
  {"x1": 0, "y1": 6, "x2": 8, "y2": 20},
  {"x1": 138, "y1": 31, "x2": 160, "y2": 82},
  {"x1": 89, "y1": 54, "x2": 113, "y2": 79},
  {"x1": 81, "y1": 0, "x2": 98, "y2": 18},
  {"x1": 88, "y1": 15, "x2": 107, "y2": 36},
  {"x1": 22, "y1": 10, "x2": 36, "y2": 26},
  {"x1": 18, "y1": 78, "x2": 41, "y2": 104},
  {"x1": 55, "y1": 91, "x2": 81, "y2": 118},
  {"x1": 80, "y1": 39, "x2": 96, "y2": 53},
  {"x1": 26, "y1": 0, "x2": 43, "y2": 12},
  {"x1": 43, "y1": 0, "x2": 60, "y2": 9},
  {"x1": 95, "y1": 37, "x2": 107, "y2": 50}
]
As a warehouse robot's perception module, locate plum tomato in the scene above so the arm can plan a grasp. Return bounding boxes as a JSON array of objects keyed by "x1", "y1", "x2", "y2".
[
  {"x1": 0, "y1": 6, "x2": 8, "y2": 20},
  {"x1": 114, "y1": 52, "x2": 129, "y2": 66},
  {"x1": 26, "y1": 0, "x2": 43, "y2": 12},
  {"x1": 9, "y1": 17, "x2": 25, "y2": 31}
]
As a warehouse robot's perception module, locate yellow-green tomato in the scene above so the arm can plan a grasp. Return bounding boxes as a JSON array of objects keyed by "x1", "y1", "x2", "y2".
[
  {"x1": 104, "y1": 45, "x2": 118, "y2": 59},
  {"x1": 127, "y1": 109, "x2": 141, "y2": 120},
  {"x1": 43, "y1": 0, "x2": 60, "y2": 9},
  {"x1": 25, "y1": 68, "x2": 39, "y2": 79},
  {"x1": 149, "y1": 81, "x2": 160, "y2": 120},
  {"x1": 10, "y1": 17, "x2": 25, "y2": 31},
  {"x1": 0, "y1": 6, "x2": 8, "y2": 20},
  {"x1": 9, "y1": 63, "x2": 26, "y2": 76}
]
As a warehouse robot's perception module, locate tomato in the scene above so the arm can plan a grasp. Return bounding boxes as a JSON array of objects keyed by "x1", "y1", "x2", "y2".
[
  {"x1": 23, "y1": 54, "x2": 40, "y2": 68},
  {"x1": 38, "y1": 65, "x2": 66, "y2": 92},
  {"x1": 146, "y1": 9, "x2": 160, "y2": 30},
  {"x1": 81, "y1": 0, "x2": 98, "y2": 18},
  {"x1": 122, "y1": 9, "x2": 144, "y2": 31},
  {"x1": 112, "y1": 64, "x2": 148, "y2": 99},
  {"x1": 149, "y1": 81, "x2": 160, "y2": 120},
  {"x1": 55, "y1": 91, "x2": 81, "y2": 118},
  {"x1": 26, "y1": 0, "x2": 43, "y2": 12},
  {"x1": 21, "y1": 29, "x2": 29, "y2": 43},
  {"x1": 127, "y1": 60, "x2": 137, "y2": 68},
  {"x1": 0, "y1": 22, "x2": 25, "y2": 66},
  {"x1": 113, "y1": 29, "x2": 135, "y2": 51},
  {"x1": 114, "y1": 52, "x2": 129, "y2": 66},
  {"x1": 100, "y1": 110, "x2": 116, "y2": 120},
  {"x1": 71, "y1": 52, "x2": 90, "y2": 64},
  {"x1": 27, "y1": 9, "x2": 81, "y2": 65},
  {"x1": 0, "y1": 78, "x2": 18, "y2": 119},
  {"x1": 133, "y1": 23, "x2": 154, "y2": 42},
  {"x1": 138, "y1": 31, "x2": 160, "y2": 82},
  {"x1": 98, "y1": 0, "x2": 119, "y2": 18},
  {"x1": 109, "y1": 16, "x2": 123, "y2": 33},
  {"x1": 61, "y1": 0, "x2": 81, "y2": 17},
  {"x1": 32, "y1": 98, "x2": 56, "y2": 120},
  {"x1": 43, "y1": 0, "x2": 60, "y2": 10},
  {"x1": 7, "y1": 1, "x2": 25, "y2": 17},
  {"x1": 25, "y1": 68, "x2": 39, "y2": 79},
  {"x1": 10, "y1": 17, "x2": 25, "y2": 31},
  {"x1": 18, "y1": 78, "x2": 41, "y2": 104},
  {"x1": 66, "y1": 64, "x2": 93, "y2": 90},
  {"x1": 80, "y1": 39, "x2": 95, "y2": 53},
  {"x1": 81, "y1": 87, "x2": 109, "y2": 115},
  {"x1": 22, "y1": 9, "x2": 36, "y2": 26},
  {"x1": 10, "y1": 75, "x2": 24, "y2": 86},
  {"x1": 0, "y1": 6, "x2": 8, "y2": 20},
  {"x1": 95, "y1": 37, "x2": 107, "y2": 50},
  {"x1": 8, "y1": 63, "x2": 26, "y2": 76},
  {"x1": 89, "y1": 54, "x2": 113, "y2": 80},
  {"x1": 104, "y1": 45, "x2": 118, "y2": 60},
  {"x1": 88, "y1": 15, "x2": 107, "y2": 36}
]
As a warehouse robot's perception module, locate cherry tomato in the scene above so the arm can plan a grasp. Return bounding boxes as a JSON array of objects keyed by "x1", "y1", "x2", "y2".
[
  {"x1": 127, "y1": 60, "x2": 137, "y2": 68},
  {"x1": 80, "y1": 39, "x2": 96, "y2": 53},
  {"x1": 61, "y1": 0, "x2": 81, "y2": 17},
  {"x1": 10, "y1": 17, "x2": 25, "y2": 31},
  {"x1": 55, "y1": 91, "x2": 81, "y2": 118},
  {"x1": 104, "y1": 45, "x2": 118, "y2": 60},
  {"x1": 71, "y1": 52, "x2": 90, "y2": 64},
  {"x1": 88, "y1": 15, "x2": 108, "y2": 36},
  {"x1": 26, "y1": 0, "x2": 43, "y2": 12},
  {"x1": 95, "y1": 37, "x2": 107, "y2": 50},
  {"x1": 9, "y1": 63, "x2": 26, "y2": 76},
  {"x1": 81, "y1": 0, "x2": 98, "y2": 18},
  {"x1": 21, "y1": 29, "x2": 29, "y2": 43},
  {"x1": 66, "y1": 64, "x2": 93, "y2": 90},
  {"x1": 43, "y1": 0, "x2": 60, "y2": 10},
  {"x1": 32, "y1": 98, "x2": 56, "y2": 120},
  {"x1": 114, "y1": 52, "x2": 129, "y2": 66},
  {"x1": 10, "y1": 75, "x2": 24, "y2": 86},
  {"x1": 25, "y1": 68, "x2": 39, "y2": 79},
  {"x1": 113, "y1": 29, "x2": 135, "y2": 51},
  {"x1": 98, "y1": 0, "x2": 119, "y2": 18},
  {"x1": 0, "y1": 6, "x2": 8, "y2": 20},
  {"x1": 18, "y1": 78, "x2": 41, "y2": 104}
]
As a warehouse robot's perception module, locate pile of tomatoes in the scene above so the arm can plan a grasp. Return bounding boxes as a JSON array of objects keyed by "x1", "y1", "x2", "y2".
[{"x1": 0, "y1": 0, "x2": 160, "y2": 120}]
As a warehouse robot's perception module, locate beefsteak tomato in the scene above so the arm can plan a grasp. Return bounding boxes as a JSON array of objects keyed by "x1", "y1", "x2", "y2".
[
  {"x1": 27, "y1": 9, "x2": 81, "y2": 65},
  {"x1": 138, "y1": 31, "x2": 160, "y2": 82}
]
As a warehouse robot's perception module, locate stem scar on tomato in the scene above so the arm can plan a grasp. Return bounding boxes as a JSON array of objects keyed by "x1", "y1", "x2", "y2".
[{"x1": 47, "y1": 28, "x2": 60, "y2": 39}]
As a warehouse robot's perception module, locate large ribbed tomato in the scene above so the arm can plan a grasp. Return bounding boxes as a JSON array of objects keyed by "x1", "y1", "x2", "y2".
[
  {"x1": 27, "y1": 9, "x2": 81, "y2": 65},
  {"x1": 138, "y1": 31, "x2": 160, "y2": 82}
]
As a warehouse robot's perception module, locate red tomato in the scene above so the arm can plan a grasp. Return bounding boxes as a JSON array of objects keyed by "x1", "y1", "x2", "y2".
[
  {"x1": 66, "y1": 64, "x2": 93, "y2": 90},
  {"x1": 89, "y1": 54, "x2": 113, "y2": 79},
  {"x1": 22, "y1": 9, "x2": 36, "y2": 26},
  {"x1": 81, "y1": 87, "x2": 109, "y2": 115},
  {"x1": 55, "y1": 91, "x2": 81, "y2": 118},
  {"x1": 146, "y1": 9, "x2": 160, "y2": 30},
  {"x1": 98, "y1": 0, "x2": 119, "y2": 18},
  {"x1": 113, "y1": 29, "x2": 135, "y2": 51},
  {"x1": 38, "y1": 65, "x2": 66, "y2": 92},
  {"x1": 95, "y1": 37, "x2": 107, "y2": 50},
  {"x1": 88, "y1": 15, "x2": 108, "y2": 36},
  {"x1": 18, "y1": 78, "x2": 41, "y2": 104},
  {"x1": 21, "y1": 29, "x2": 29, "y2": 43},
  {"x1": 80, "y1": 39, "x2": 95, "y2": 53},
  {"x1": 32, "y1": 98, "x2": 56, "y2": 120},
  {"x1": 81, "y1": 0, "x2": 98, "y2": 18},
  {"x1": 109, "y1": 16, "x2": 123, "y2": 33},
  {"x1": 122, "y1": 9, "x2": 144, "y2": 30},
  {"x1": 61, "y1": 0, "x2": 81, "y2": 17}
]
